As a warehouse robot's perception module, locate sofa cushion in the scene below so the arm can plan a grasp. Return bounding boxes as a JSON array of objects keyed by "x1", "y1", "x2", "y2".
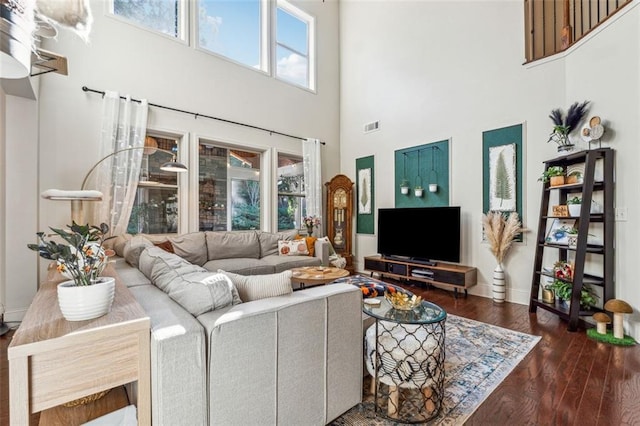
[
  {"x1": 203, "y1": 258, "x2": 275, "y2": 275},
  {"x1": 123, "y1": 235, "x2": 154, "y2": 267},
  {"x1": 139, "y1": 247, "x2": 241, "y2": 315},
  {"x1": 169, "y1": 232, "x2": 208, "y2": 266},
  {"x1": 218, "y1": 269, "x2": 293, "y2": 302},
  {"x1": 259, "y1": 254, "x2": 321, "y2": 273},
  {"x1": 206, "y1": 231, "x2": 260, "y2": 260},
  {"x1": 278, "y1": 240, "x2": 309, "y2": 256},
  {"x1": 258, "y1": 230, "x2": 298, "y2": 257}
]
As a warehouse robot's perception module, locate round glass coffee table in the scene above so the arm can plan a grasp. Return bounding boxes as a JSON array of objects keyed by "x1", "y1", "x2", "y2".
[
  {"x1": 290, "y1": 266, "x2": 349, "y2": 289},
  {"x1": 363, "y1": 298, "x2": 447, "y2": 423}
]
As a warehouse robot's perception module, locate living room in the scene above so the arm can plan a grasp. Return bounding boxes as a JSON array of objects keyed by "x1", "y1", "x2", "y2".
[{"x1": 1, "y1": 0, "x2": 639, "y2": 423}]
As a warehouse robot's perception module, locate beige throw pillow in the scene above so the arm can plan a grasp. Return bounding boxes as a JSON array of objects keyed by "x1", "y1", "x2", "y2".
[
  {"x1": 277, "y1": 240, "x2": 309, "y2": 256},
  {"x1": 218, "y1": 269, "x2": 293, "y2": 302}
]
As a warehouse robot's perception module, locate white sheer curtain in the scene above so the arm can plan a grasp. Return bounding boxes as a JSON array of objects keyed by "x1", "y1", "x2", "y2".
[
  {"x1": 302, "y1": 138, "x2": 323, "y2": 235},
  {"x1": 91, "y1": 91, "x2": 148, "y2": 235}
]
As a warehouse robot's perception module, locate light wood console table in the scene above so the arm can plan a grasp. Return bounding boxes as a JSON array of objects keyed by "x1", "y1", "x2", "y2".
[{"x1": 8, "y1": 267, "x2": 151, "y2": 425}]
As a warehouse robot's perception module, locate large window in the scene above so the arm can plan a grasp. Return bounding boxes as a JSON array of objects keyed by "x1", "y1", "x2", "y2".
[
  {"x1": 127, "y1": 136, "x2": 180, "y2": 234},
  {"x1": 111, "y1": 0, "x2": 186, "y2": 39},
  {"x1": 277, "y1": 153, "x2": 306, "y2": 231},
  {"x1": 199, "y1": 143, "x2": 262, "y2": 231}
]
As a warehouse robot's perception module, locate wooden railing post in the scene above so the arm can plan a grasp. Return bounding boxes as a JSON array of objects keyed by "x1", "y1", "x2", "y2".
[{"x1": 560, "y1": 0, "x2": 572, "y2": 49}]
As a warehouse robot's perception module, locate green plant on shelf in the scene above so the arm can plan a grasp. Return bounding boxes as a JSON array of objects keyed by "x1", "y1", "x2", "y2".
[
  {"x1": 567, "y1": 196, "x2": 581, "y2": 205},
  {"x1": 538, "y1": 166, "x2": 564, "y2": 183},
  {"x1": 549, "y1": 279, "x2": 598, "y2": 308}
]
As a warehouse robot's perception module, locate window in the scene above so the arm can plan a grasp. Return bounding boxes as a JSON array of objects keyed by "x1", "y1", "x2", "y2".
[
  {"x1": 199, "y1": 143, "x2": 262, "y2": 231},
  {"x1": 196, "y1": 0, "x2": 315, "y2": 90},
  {"x1": 128, "y1": 136, "x2": 180, "y2": 234},
  {"x1": 276, "y1": 1, "x2": 313, "y2": 89},
  {"x1": 277, "y1": 153, "x2": 306, "y2": 231},
  {"x1": 111, "y1": 0, "x2": 186, "y2": 39},
  {"x1": 197, "y1": 0, "x2": 264, "y2": 70}
]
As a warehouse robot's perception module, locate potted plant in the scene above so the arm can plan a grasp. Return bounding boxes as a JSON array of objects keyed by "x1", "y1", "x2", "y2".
[
  {"x1": 566, "y1": 170, "x2": 582, "y2": 184},
  {"x1": 550, "y1": 279, "x2": 572, "y2": 307},
  {"x1": 414, "y1": 185, "x2": 424, "y2": 197},
  {"x1": 566, "y1": 196, "x2": 582, "y2": 216},
  {"x1": 400, "y1": 179, "x2": 410, "y2": 195},
  {"x1": 481, "y1": 211, "x2": 525, "y2": 303},
  {"x1": 28, "y1": 222, "x2": 116, "y2": 321},
  {"x1": 538, "y1": 166, "x2": 565, "y2": 186},
  {"x1": 547, "y1": 101, "x2": 590, "y2": 152},
  {"x1": 302, "y1": 215, "x2": 321, "y2": 236}
]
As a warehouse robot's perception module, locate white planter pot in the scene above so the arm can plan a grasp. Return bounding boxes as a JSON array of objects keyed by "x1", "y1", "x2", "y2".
[
  {"x1": 414, "y1": 188, "x2": 423, "y2": 197},
  {"x1": 568, "y1": 204, "x2": 581, "y2": 217},
  {"x1": 57, "y1": 277, "x2": 116, "y2": 321},
  {"x1": 429, "y1": 183, "x2": 438, "y2": 193},
  {"x1": 400, "y1": 186, "x2": 409, "y2": 195}
]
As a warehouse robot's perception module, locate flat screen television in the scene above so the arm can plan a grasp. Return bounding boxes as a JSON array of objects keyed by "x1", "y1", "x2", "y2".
[{"x1": 377, "y1": 206, "x2": 461, "y2": 264}]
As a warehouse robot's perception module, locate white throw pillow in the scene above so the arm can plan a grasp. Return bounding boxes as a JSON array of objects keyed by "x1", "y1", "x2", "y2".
[
  {"x1": 218, "y1": 269, "x2": 293, "y2": 302},
  {"x1": 277, "y1": 240, "x2": 309, "y2": 256},
  {"x1": 123, "y1": 235, "x2": 154, "y2": 267}
]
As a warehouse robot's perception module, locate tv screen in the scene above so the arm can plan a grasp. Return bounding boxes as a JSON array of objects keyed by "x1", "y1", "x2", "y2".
[{"x1": 377, "y1": 206, "x2": 461, "y2": 264}]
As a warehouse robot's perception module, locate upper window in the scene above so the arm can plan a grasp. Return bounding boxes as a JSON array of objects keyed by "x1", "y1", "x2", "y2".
[
  {"x1": 197, "y1": 0, "x2": 264, "y2": 70},
  {"x1": 111, "y1": 0, "x2": 186, "y2": 39},
  {"x1": 275, "y1": 1, "x2": 313, "y2": 89}
]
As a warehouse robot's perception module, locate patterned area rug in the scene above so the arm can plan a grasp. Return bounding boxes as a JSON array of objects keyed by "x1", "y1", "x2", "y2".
[{"x1": 332, "y1": 314, "x2": 540, "y2": 425}]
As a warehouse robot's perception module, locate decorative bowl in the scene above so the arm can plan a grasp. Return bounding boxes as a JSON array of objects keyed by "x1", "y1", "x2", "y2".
[{"x1": 384, "y1": 291, "x2": 422, "y2": 310}]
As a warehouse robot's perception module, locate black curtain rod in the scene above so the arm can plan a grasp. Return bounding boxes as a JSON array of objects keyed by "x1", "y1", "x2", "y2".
[{"x1": 81, "y1": 86, "x2": 325, "y2": 144}]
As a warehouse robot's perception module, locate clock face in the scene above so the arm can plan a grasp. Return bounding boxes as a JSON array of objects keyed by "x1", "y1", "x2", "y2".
[{"x1": 334, "y1": 189, "x2": 347, "y2": 208}]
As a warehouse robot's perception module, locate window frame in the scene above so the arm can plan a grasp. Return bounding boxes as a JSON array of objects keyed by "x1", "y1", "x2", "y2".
[
  {"x1": 106, "y1": 0, "x2": 190, "y2": 44},
  {"x1": 273, "y1": 0, "x2": 316, "y2": 91},
  {"x1": 275, "y1": 150, "x2": 306, "y2": 232}
]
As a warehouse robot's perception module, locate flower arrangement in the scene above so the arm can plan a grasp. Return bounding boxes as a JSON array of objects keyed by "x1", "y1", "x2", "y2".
[
  {"x1": 28, "y1": 222, "x2": 114, "y2": 286},
  {"x1": 481, "y1": 211, "x2": 524, "y2": 264},
  {"x1": 547, "y1": 101, "x2": 590, "y2": 148},
  {"x1": 302, "y1": 215, "x2": 321, "y2": 229}
]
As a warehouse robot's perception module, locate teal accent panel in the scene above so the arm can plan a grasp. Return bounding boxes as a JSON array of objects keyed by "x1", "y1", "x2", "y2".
[
  {"x1": 482, "y1": 124, "x2": 523, "y2": 241},
  {"x1": 356, "y1": 156, "x2": 375, "y2": 234},
  {"x1": 395, "y1": 140, "x2": 449, "y2": 207},
  {"x1": 482, "y1": 124, "x2": 523, "y2": 215}
]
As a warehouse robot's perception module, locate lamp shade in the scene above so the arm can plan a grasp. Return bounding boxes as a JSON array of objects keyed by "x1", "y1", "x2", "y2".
[
  {"x1": 160, "y1": 159, "x2": 188, "y2": 173},
  {"x1": 0, "y1": 0, "x2": 36, "y2": 79}
]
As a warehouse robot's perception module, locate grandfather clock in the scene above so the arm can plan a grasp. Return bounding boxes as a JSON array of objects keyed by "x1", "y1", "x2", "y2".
[{"x1": 325, "y1": 174, "x2": 354, "y2": 274}]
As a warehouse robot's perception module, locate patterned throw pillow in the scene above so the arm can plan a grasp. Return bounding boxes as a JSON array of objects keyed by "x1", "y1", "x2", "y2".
[
  {"x1": 277, "y1": 240, "x2": 309, "y2": 256},
  {"x1": 294, "y1": 235, "x2": 317, "y2": 256}
]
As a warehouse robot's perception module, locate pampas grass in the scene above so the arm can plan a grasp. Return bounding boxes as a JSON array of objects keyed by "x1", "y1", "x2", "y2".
[{"x1": 482, "y1": 211, "x2": 524, "y2": 264}]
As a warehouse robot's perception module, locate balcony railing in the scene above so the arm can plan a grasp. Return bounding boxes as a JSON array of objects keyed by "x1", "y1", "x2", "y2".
[{"x1": 525, "y1": 0, "x2": 632, "y2": 62}]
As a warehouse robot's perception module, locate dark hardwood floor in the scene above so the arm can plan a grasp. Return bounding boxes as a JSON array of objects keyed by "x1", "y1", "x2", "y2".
[{"x1": 2, "y1": 282, "x2": 639, "y2": 425}]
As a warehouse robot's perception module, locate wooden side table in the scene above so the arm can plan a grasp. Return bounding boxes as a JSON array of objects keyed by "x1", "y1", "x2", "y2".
[{"x1": 8, "y1": 267, "x2": 150, "y2": 425}]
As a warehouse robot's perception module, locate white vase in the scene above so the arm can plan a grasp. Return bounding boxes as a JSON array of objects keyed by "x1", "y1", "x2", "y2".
[
  {"x1": 492, "y1": 263, "x2": 506, "y2": 303},
  {"x1": 57, "y1": 277, "x2": 116, "y2": 321}
]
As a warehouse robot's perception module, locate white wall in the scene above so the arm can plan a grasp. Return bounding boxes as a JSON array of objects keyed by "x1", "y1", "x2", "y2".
[
  {"x1": 340, "y1": 0, "x2": 640, "y2": 339},
  {"x1": 0, "y1": 90, "x2": 39, "y2": 321},
  {"x1": 3, "y1": 0, "x2": 341, "y2": 319}
]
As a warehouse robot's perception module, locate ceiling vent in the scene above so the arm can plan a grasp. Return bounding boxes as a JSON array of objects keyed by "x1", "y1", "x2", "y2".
[{"x1": 363, "y1": 121, "x2": 380, "y2": 134}]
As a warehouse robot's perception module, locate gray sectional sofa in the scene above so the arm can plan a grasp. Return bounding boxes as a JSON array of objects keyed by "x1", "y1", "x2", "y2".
[
  {"x1": 110, "y1": 230, "x2": 363, "y2": 425},
  {"x1": 114, "y1": 229, "x2": 329, "y2": 275}
]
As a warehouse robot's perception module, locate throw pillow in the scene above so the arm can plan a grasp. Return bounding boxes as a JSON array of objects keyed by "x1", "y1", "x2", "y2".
[
  {"x1": 316, "y1": 236, "x2": 337, "y2": 257},
  {"x1": 123, "y1": 235, "x2": 154, "y2": 267},
  {"x1": 168, "y1": 232, "x2": 208, "y2": 266},
  {"x1": 218, "y1": 269, "x2": 293, "y2": 302},
  {"x1": 277, "y1": 240, "x2": 309, "y2": 256},
  {"x1": 294, "y1": 235, "x2": 317, "y2": 257},
  {"x1": 154, "y1": 240, "x2": 175, "y2": 253},
  {"x1": 139, "y1": 247, "x2": 241, "y2": 315}
]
